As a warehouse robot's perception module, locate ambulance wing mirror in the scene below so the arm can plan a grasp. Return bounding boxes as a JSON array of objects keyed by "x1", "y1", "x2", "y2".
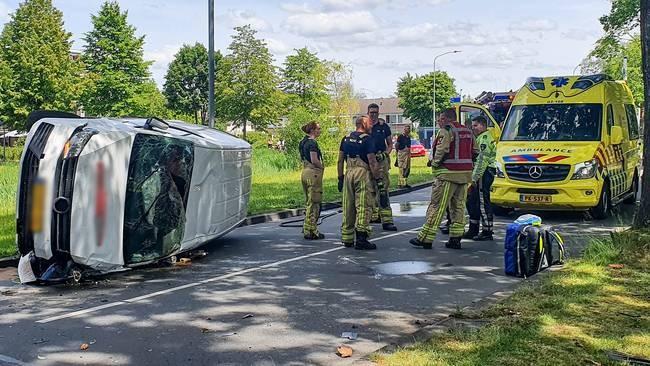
[{"x1": 610, "y1": 126, "x2": 623, "y2": 145}]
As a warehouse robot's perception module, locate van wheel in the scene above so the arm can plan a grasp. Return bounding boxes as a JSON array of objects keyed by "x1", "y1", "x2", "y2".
[
  {"x1": 591, "y1": 182, "x2": 611, "y2": 220},
  {"x1": 623, "y1": 173, "x2": 638, "y2": 204},
  {"x1": 493, "y1": 205, "x2": 514, "y2": 217}
]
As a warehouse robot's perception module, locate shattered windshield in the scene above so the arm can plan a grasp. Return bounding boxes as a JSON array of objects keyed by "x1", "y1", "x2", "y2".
[
  {"x1": 501, "y1": 104, "x2": 602, "y2": 141},
  {"x1": 123, "y1": 134, "x2": 194, "y2": 265}
]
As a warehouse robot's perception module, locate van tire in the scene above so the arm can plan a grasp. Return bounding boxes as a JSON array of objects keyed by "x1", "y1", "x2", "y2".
[
  {"x1": 623, "y1": 173, "x2": 638, "y2": 204},
  {"x1": 493, "y1": 205, "x2": 514, "y2": 217},
  {"x1": 591, "y1": 182, "x2": 611, "y2": 220}
]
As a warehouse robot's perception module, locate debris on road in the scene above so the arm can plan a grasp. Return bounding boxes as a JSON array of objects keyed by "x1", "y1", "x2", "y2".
[
  {"x1": 89, "y1": 339, "x2": 97, "y2": 345},
  {"x1": 80, "y1": 343, "x2": 89, "y2": 351},
  {"x1": 341, "y1": 332, "x2": 358, "y2": 340},
  {"x1": 174, "y1": 258, "x2": 192, "y2": 266},
  {"x1": 608, "y1": 264, "x2": 624, "y2": 269},
  {"x1": 336, "y1": 345, "x2": 353, "y2": 358},
  {"x1": 32, "y1": 338, "x2": 49, "y2": 345},
  {"x1": 37, "y1": 355, "x2": 47, "y2": 360},
  {"x1": 241, "y1": 314, "x2": 254, "y2": 319},
  {"x1": 200, "y1": 328, "x2": 215, "y2": 334}
]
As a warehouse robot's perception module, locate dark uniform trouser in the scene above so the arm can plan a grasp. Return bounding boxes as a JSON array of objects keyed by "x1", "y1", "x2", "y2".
[
  {"x1": 301, "y1": 162, "x2": 323, "y2": 236},
  {"x1": 418, "y1": 178, "x2": 469, "y2": 243},
  {"x1": 466, "y1": 168, "x2": 495, "y2": 232},
  {"x1": 341, "y1": 158, "x2": 373, "y2": 244},
  {"x1": 397, "y1": 149, "x2": 411, "y2": 186},
  {"x1": 371, "y1": 153, "x2": 393, "y2": 223}
]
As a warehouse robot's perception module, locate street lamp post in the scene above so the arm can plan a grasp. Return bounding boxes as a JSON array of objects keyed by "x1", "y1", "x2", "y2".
[
  {"x1": 432, "y1": 50, "x2": 461, "y2": 143},
  {"x1": 208, "y1": 0, "x2": 215, "y2": 129}
]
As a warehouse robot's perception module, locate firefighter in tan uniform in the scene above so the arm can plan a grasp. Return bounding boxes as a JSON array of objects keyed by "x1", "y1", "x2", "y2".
[
  {"x1": 299, "y1": 122, "x2": 325, "y2": 240},
  {"x1": 395, "y1": 125, "x2": 412, "y2": 188},
  {"x1": 368, "y1": 104, "x2": 397, "y2": 231},
  {"x1": 337, "y1": 115, "x2": 382, "y2": 250},
  {"x1": 410, "y1": 109, "x2": 478, "y2": 249}
]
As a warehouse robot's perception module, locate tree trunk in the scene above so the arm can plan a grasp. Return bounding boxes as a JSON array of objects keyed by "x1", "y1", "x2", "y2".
[
  {"x1": 242, "y1": 120, "x2": 247, "y2": 139},
  {"x1": 634, "y1": 0, "x2": 650, "y2": 228},
  {"x1": 194, "y1": 110, "x2": 198, "y2": 125}
]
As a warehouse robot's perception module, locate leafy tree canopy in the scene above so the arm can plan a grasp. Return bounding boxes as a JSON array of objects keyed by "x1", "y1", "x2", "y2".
[{"x1": 396, "y1": 71, "x2": 457, "y2": 127}]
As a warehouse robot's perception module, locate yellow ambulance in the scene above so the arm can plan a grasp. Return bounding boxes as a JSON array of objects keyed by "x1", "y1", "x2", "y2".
[{"x1": 491, "y1": 74, "x2": 641, "y2": 219}]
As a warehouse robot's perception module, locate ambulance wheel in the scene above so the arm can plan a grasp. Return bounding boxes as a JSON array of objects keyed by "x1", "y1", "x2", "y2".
[
  {"x1": 591, "y1": 182, "x2": 611, "y2": 220},
  {"x1": 493, "y1": 205, "x2": 514, "y2": 217},
  {"x1": 623, "y1": 173, "x2": 638, "y2": 204}
]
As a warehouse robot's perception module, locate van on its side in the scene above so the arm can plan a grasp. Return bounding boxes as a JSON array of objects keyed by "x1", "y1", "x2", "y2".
[{"x1": 491, "y1": 74, "x2": 640, "y2": 219}]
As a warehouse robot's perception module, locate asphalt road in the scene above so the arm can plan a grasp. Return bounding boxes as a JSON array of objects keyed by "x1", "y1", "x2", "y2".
[{"x1": 0, "y1": 187, "x2": 635, "y2": 366}]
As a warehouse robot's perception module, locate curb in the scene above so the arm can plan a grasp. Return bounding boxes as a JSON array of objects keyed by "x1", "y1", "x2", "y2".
[
  {"x1": 0, "y1": 255, "x2": 18, "y2": 268},
  {"x1": 0, "y1": 181, "x2": 433, "y2": 267},
  {"x1": 240, "y1": 180, "x2": 431, "y2": 227}
]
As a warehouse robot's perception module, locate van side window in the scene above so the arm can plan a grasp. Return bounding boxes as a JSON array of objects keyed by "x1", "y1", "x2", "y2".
[
  {"x1": 606, "y1": 104, "x2": 614, "y2": 134},
  {"x1": 625, "y1": 104, "x2": 640, "y2": 140}
]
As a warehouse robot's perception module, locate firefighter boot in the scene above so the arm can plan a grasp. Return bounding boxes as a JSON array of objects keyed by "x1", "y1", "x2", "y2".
[
  {"x1": 382, "y1": 223, "x2": 398, "y2": 231},
  {"x1": 355, "y1": 231, "x2": 376, "y2": 250},
  {"x1": 473, "y1": 230, "x2": 494, "y2": 241},
  {"x1": 462, "y1": 222, "x2": 480, "y2": 240},
  {"x1": 445, "y1": 237, "x2": 462, "y2": 250},
  {"x1": 304, "y1": 233, "x2": 325, "y2": 240},
  {"x1": 409, "y1": 238, "x2": 432, "y2": 250}
]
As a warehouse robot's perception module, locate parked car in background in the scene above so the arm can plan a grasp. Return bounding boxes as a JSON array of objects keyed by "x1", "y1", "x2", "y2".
[{"x1": 410, "y1": 138, "x2": 426, "y2": 157}]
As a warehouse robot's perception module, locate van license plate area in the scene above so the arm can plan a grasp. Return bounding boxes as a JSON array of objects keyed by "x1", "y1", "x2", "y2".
[{"x1": 519, "y1": 194, "x2": 552, "y2": 204}]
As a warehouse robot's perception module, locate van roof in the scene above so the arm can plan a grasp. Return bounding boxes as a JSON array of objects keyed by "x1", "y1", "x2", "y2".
[{"x1": 513, "y1": 74, "x2": 634, "y2": 105}]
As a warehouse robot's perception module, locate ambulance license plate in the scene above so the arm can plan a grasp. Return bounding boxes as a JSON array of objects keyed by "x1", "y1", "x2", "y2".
[{"x1": 519, "y1": 194, "x2": 552, "y2": 203}]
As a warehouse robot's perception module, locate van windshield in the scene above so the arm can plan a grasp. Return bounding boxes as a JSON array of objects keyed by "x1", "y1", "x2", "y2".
[
  {"x1": 123, "y1": 134, "x2": 194, "y2": 265},
  {"x1": 501, "y1": 104, "x2": 602, "y2": 141}
]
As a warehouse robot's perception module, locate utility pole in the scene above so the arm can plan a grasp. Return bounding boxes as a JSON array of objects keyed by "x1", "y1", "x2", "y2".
[
  {"x1": 634, "y1": 0, "x2": 650, "y2": 228},
  {"x1": 208, "y1": 0, "x2": 215, "y2": 129}
]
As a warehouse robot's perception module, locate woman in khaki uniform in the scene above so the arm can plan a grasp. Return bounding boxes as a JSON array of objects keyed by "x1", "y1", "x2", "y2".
[
  {"x1": 395, "y1": 125, "x2": 412, "y2": 188},
  {"x1": 300, "y1": 122, "x2": 325, "y2": 240}
]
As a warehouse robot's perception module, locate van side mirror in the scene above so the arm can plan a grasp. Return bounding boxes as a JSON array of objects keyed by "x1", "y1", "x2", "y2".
[{"x1": 610, "y1": 126, "x2": 623, "y2": 145}]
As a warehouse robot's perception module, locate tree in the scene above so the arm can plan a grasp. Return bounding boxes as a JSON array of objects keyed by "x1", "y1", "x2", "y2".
[
  {"x1": 396, "y1": 71, "x2": 457, "y2": 127},
  {"x1": 281, "y1": 48, "x2": 330, "y2": 113},
  {"x1": 326, "y1": 61, "x2": 357, "y2": 127},
  {"x1": 128, "y1": 81, "x2": 168, "y2": 118},
  {"x1": 164, "y1": 43, "x2": 222, "y2": 125},
  {"x1": 635, "y1": 0, "x2": 650, "y2": 228},
  {"x1": 0, "y1": 0, "x2": 81, "y2": 129},
  {"x1": 217, "y1": 25, "x2": 282, "y2": 138},
  {"x1": 81, "y1": 1, "x2": 152, "y2": 116}
]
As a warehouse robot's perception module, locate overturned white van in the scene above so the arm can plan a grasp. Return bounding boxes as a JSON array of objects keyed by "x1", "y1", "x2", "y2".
[{"x1": 17, "y1": 115, "x2": 251, "y2": 283}]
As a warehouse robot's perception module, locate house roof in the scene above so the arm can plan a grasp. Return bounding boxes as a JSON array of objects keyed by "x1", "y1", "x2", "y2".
[{"x1": 356, "y1": 98, "x2": 403, "y2": 115}]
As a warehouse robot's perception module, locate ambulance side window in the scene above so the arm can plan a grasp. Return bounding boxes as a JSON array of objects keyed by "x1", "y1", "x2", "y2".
[
  {"x1": 606, "y1": 104, "x2": 614, "y2": 134},
  {"x1": 625, "y1": 104, "x2": 640, "y2": 140}
]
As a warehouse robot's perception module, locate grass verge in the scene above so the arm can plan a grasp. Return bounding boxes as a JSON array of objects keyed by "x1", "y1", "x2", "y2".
[
  {"x1": 373, "y1": 231, "x2": 650, "y2": 366},
  {"x1": 249, "y1": 152, "x2": 432, "y2": 215},
  {"x1": 0, "y1": 153, "x2": 433, "y2": 258}
]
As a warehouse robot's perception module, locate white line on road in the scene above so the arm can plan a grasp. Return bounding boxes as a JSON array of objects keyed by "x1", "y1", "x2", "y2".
[{"x1": 36, "y1": 228, "x2": 419, "y2": 324}]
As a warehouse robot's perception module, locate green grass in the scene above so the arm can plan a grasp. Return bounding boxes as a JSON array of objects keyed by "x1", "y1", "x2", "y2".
[
  {"x1": 373, "y1": 232, "x2": 650, "y2": 366},
  {"x1": 0, "y1": 162, "x2": 18, "y2": 257},
  {"x1": 249, "y1": 151, "x2": 432, "y2": 215},
  {"x1": 0, "y1": 150, "x2": 433, "y2": 257}
]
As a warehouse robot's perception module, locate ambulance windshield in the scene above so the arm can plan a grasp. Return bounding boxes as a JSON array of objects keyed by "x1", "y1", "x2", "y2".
[{"x1": 501, "y1": 104, "x2": 602, "y2": 141}]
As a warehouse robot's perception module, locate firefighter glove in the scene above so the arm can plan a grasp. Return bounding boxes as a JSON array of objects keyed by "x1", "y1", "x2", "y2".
[{"x1": 338, "y1": 176, "x2": 344, "y2": 192}]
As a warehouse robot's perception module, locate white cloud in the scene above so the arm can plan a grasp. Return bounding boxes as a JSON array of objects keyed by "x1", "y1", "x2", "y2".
[
  {"x1": 284, "y1": 11, "x2": 379, "y2": 37},
  {"x1": 386, "y1": 22, "x2": 514, "y2": 48},
  {"x1": 561, "y1": 28, "x2": 599, "y2": 41},
  {"x1": 509, "y1": 19, "x2": 557, "y2": 32},
  {"x1": 227, "y1": 10, "x2": 271, "y2": 32},
  {"x1": 321, "y1": 0, "x2": 388, "y2": 11},
  {"x1": 266, "y1": 38, "x2": 291, "y2": 55},
  {"x1": 280, "y1": 2, "x2": 317, "y2": 13},
  {"x1": 145, "y1": 44, "x2": 181, "y2": 71}
]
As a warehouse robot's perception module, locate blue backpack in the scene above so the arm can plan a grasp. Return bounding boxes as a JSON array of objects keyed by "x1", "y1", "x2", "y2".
[{"x1": 505, "y1": 223, "x2": 565, "y2": 278}]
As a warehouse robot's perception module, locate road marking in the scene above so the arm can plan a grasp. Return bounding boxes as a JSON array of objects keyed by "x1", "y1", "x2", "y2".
[{"x1": 36, "y1": 228, "x2": 419, "y2": 324}]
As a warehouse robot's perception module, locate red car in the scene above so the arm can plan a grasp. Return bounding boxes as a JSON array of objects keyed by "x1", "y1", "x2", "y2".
[{"x1": 410, "y1": 139, "x2": 426, "y2": 157}]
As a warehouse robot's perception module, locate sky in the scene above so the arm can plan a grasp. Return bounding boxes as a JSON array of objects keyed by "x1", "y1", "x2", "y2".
[{"x1": 0, "y1": 0, "x2": 611, "y2": 98}]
